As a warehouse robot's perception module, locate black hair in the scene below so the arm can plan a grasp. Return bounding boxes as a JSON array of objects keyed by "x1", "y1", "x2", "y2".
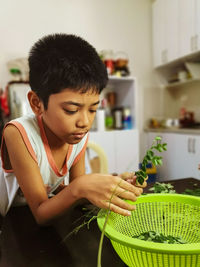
[{"x1": 28, "y1": 33, "x2": 108, "y2": 109}]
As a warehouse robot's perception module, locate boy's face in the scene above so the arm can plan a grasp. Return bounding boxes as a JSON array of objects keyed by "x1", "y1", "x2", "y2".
[{"x1": 41, "y1": 89, "x2": 100, "y2": 145}]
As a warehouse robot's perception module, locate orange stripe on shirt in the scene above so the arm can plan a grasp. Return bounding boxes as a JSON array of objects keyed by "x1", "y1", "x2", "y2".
[
  {"x1": 37, "y1": 115, "x2": 72, "y2": 177},
  {"x1": 72, "y1": 134, "x2": 89, "y2": 166}
]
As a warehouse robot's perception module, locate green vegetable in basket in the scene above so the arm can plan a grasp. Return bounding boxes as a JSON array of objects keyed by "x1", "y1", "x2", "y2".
[
  {"x1": 134, "y1": 230, "x2": 187, "y2": 244},
  {"x1": 182, "y1": 188, "x2": 200, "y2": 196},
  {"x1": 135, "y1": 136, "x2": 167, "y2": 185}
]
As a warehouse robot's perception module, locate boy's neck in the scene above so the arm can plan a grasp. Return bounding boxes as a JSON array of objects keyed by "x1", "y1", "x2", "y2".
[{"x1": 41, "y1": 117, "x2": 67, "y2": 149}]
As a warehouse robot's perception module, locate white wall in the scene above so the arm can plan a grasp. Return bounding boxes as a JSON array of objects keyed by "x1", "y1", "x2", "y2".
[{"x1": 0, "y1": 0, "x2": 154, "y2": 160}]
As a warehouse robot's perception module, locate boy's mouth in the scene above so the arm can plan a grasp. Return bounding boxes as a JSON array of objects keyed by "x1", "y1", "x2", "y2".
[{"x1": 72, "y1": 132, "x2": 87, "y2": 139}]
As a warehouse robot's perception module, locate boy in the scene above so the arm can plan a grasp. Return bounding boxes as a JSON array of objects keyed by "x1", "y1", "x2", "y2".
[{"x1": 0, "y1": 33, "x2": 144, "y2": 225}]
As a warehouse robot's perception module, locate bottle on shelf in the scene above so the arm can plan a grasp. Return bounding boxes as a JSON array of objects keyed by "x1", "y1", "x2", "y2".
[
  {"x1": 122, "y1": 107, "x2": 133, "y2": 129},
  {"x1": 105, "y1": 104, "x2": 114, "y2": 131},
  {"x1": 96, "y1": 99, "x2": 106, "y2": 131},
  {"x1": 113, "y1": 107, "x2": 123, "y2": 130}
]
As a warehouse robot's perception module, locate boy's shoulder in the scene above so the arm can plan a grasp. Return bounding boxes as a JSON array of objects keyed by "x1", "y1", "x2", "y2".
[{"x1": 4, "y1": 114, "x2": 38, "y2": 140}]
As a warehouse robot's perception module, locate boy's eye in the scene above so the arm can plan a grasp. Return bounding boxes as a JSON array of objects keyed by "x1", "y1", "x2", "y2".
[
  {"x1": 89, "y1": 109, "x2": 97, "y2": 113},
  {"x1": 63, "y1": 109, "x2": 77, "y2": 115}
]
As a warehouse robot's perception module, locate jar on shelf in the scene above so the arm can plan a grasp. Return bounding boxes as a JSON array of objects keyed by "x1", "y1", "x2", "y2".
[{"x1": 100, "y1": 50, "x2": 115, "y2": 75}]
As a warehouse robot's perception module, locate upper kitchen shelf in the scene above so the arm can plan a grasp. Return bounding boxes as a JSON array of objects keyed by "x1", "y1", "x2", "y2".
[
  {"x1": 108, "y1": 75, "x2": 135, "y2": 81},
  {"x1": 165, "y1": 78, "x2": 200, "y2": 89}
]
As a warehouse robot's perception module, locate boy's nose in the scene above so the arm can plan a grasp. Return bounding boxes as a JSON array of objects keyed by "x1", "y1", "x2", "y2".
[{"x1": 76, "y1": 112, "x2": 90, "y2": 128}]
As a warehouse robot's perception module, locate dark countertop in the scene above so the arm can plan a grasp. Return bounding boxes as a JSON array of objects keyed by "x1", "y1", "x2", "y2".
[
  {"x1": 0, "y1": 177, "x2": 200, "y2": 267},
  {"x1": 0, "y1": 201, "x2": 125, "y2": 267}
]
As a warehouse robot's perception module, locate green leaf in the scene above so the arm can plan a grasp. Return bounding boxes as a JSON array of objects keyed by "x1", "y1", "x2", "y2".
[
  {"x1": 141, "y1": 165, "x2": 146, "y2": 172},
  {"x1": 157, "y1": 159, "x2": 163, "y2": 165},
  {"x1": 162, "y1": 143, "x2": 167, "y2": 151},
  {"x1": 155, "y1": 136, "x2": 162, "y2": 140},
  {"x1": 137, "y1": 175, "x2": 145, "y2": 185},
  {"x1": 136, "y1": 136, "x2": 167, "y2": 187},
  {"x1": 157, "y1": 145, "x2": 163, "y2": 152},
  {"x1": 147, "y1": 150, "x2": 154, "y2": 157},
  {"x1": 152, "y1": 159, "x2": 158, "y2": 165},
  {"x1": 146, "y1": 155, "x2": 151, "y2": 161}
]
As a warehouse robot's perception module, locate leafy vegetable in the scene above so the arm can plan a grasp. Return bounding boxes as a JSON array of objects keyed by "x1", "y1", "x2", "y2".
[
  {"x1": 182, "y1": 188, "x2": 200, "y2": 196},
  {"x1": 133, "y1": 230, "x2": 186, "y2": 244},
  {"x1": 149, "y1": 182, "x2": 176, "y2": 194},
  {"x1": 135, "y1": 136, "x2": 167, "y2": 185}
]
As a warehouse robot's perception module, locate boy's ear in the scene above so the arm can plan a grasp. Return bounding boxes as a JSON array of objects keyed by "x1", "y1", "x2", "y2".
[{"x1": 27, "y1": 91, "x2": 44, "y2": 115}]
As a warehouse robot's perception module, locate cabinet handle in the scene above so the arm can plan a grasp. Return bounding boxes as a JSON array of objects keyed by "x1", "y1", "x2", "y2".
[
  {"x1": 161, "y1": 50, "x2": 165, "y2": 64},
  {"x1": 161, "y1": 50, "x2": 167, "y2": 64},
  {"x1": 192, "y1": 138, "x2": 196, "y2": 154},
  {"x1": 188, "y1": 138, "x2": 191, "y2": 153},
  {"x1": 191, "y1": 36, "x2": 195, "y2": 52},
  {"x1": 195, "y1": 35, "x2": 198, "y2": 51},
  {"x1": 165, "y1": 50, "x2": 168, "y2": 63}
]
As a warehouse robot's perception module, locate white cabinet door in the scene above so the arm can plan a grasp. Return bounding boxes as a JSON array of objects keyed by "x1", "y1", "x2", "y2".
[
  {"x1": 166, "y1": 0, "x2": 179, "y2": 62},
  {"x1": 191, "y1": 136, "x2": 200, "y2": 179},
  {"x1": 179, "y1": 0, "x2": 196, "y2": 57},
  {"x1": 114, "y1": 129, "x2": 139, "y2": 174},
  {"x1": 152, "y1": 0, "x2": 179, "y2": 67},
  {"x1": 173, "y1": 134, "x2": 200, "y2": 179},
  {"x1": 152, "y1": 0, "x2": 200, "y2": 66},
  {"x1": 147, "y1": 132, "x2": 200, "y2": 181},
  {"x1": 196, "y1": 0, "x2": 200, "y2": 51},
  {"x1": 152, "y1": 0, "x2": 166, "y2": 67}
]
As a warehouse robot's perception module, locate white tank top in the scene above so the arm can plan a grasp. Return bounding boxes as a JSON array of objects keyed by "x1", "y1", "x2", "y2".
[{"x1": 0, "y1": 114, "x2": 88, "y2": 216}]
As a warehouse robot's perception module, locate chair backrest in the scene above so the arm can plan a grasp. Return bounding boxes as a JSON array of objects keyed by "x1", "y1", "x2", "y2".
[{"x1": 86, "y1": 141, "x2": 108, "y2": 174}]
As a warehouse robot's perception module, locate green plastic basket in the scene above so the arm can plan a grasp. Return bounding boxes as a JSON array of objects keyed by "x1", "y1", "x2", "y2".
[{"x1": 97, "y1": 194, "x2": 200, "y2": 267}]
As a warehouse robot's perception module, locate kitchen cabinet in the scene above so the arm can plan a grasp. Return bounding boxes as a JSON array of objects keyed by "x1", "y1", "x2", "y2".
[
  {"x1": 173, "y1": 134, "x2": 200, "y2": 179},
  {"x1": 197, "y1": 0, "x2": 200, "y2": 49},
  {"x1": 152, "y1": 0, "x2": 179, "y2": 67},
  {"x1": 152, "y1": 0, "x2": 200, "y2": 68},
  {"x1": 147, "y1": 132, "x2": 200, "y2": 180},
  {"x1": 89, "y1": 76, "x2": 139, "y2": 174},
  {"x1": 179, "y1": 0, "x2": 198, "y2": 57},
  {"x1": 152, "y1": 0, "x2": 165, "y2": 67}
]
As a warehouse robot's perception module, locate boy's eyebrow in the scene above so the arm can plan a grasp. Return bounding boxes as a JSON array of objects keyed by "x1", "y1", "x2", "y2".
[
  {"x1": 63, "y1": 101, "x2": 100, "y2": 107},
  {"x1": 62, "y1": 100, "x2": 100, "y2": 107}
]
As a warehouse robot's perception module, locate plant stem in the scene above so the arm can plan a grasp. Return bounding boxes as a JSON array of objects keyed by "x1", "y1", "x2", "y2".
[
  {"x1": 97, "y1": 209, "x2": 111, "y2": 267},
  {"x1": 97, "y1": 179, "x2": 123, "y2": 267}
]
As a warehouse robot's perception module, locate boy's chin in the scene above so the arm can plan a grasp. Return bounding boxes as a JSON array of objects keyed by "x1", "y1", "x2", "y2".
[{"x1": 67, "y1": 138, "x2": 83, "y2": 144}]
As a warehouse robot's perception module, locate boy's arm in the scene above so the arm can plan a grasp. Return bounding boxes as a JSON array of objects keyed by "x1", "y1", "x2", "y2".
[
  {"x1": 69, "y1": 152, "x2": 86, "y2": 182},
  {"x1": 4, "y1": 126, "x2": 144, "y2": 224},
  {"x1": 4, "y1": 125, "x2": 81, "y2": 225}
]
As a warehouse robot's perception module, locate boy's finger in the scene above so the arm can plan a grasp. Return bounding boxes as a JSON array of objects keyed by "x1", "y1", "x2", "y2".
[
  {"x1": 105, "y1": 199, "x2": 136, "y2": 216},
  {"x1": 120, "y1": 172, "x2": 135, "y2": 180}
]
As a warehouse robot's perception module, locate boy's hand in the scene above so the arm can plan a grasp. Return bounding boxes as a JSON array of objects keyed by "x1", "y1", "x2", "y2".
[
  {"x1": 70, "y1": 173, "x2": 143, "y2": 217},
  {"x1": 120, "y1": 171, "x2": 147, "y2": 188}
]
